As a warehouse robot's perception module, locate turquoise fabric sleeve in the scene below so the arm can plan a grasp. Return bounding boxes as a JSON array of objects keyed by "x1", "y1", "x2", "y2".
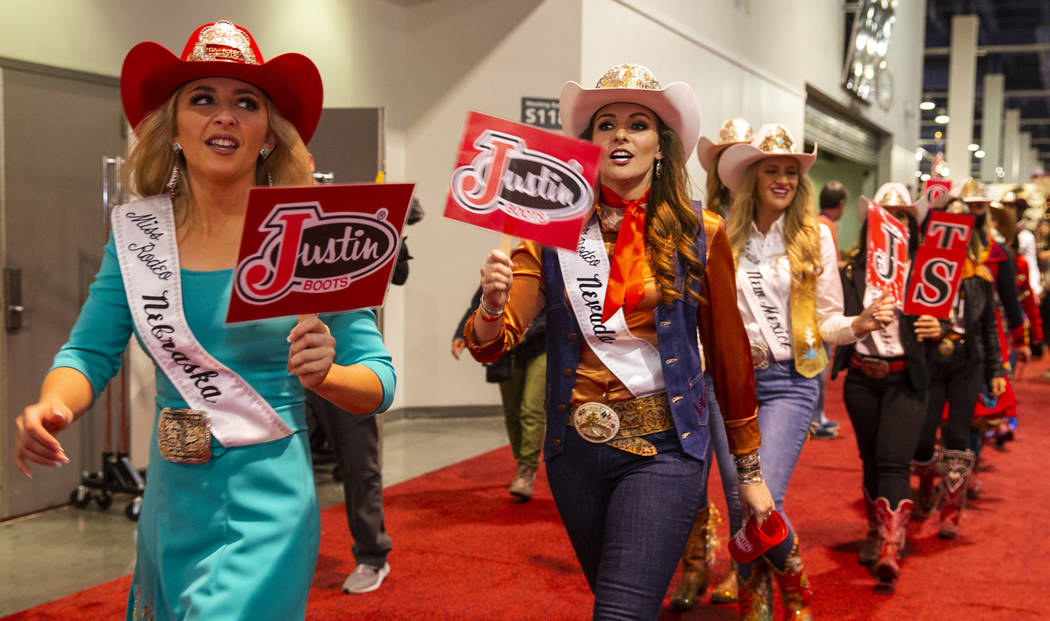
[
  {"x1": 324, "y1": 309, "x2": 397, "y2": 415},
  {"x1": 50, "y1": 235, "x2": 132, "y2": 399}
]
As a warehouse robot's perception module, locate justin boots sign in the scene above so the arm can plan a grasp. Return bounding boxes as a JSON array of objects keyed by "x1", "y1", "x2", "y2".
[{"x1": 226, "y1": 184, "x2": 413, "y2": 323}]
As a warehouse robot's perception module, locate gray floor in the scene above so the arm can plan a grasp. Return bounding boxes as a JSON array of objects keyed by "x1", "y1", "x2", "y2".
[{"x1": 0, "y1": 415, "x2": 508, "y2": 617}]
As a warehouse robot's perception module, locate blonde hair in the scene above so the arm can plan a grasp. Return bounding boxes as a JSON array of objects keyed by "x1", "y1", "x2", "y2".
[
  {"x1": 123, "y1": 86, "x2": 313, "y2": 222},
  {"x1": 581, "y1": 113, "x2": 704, "y2": 304},
  {"x1": 726, "y1": 163, "x2": 823, "y2": 288}
]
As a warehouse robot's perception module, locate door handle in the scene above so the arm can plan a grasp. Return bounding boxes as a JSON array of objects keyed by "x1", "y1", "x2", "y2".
[{"x1": 5, "y1": 268, "x2": 22, "y2": 332}]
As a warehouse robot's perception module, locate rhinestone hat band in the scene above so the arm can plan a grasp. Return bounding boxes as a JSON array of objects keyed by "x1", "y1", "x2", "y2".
[
  {"x1": 187, "y1": 20, "x2": 258, "y2": 64},
  {"x1": 594, "y1": 64, "x2": 661, "y2": 90}
]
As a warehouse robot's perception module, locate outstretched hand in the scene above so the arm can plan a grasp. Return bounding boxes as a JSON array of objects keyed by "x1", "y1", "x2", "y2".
[{"x1": 13, "y1": 402, "x2": 73, "y2": 477}]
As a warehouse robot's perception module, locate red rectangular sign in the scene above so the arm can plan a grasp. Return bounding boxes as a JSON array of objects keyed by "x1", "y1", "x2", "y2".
[
  {"x1": 903, "y1": 245, "x2": 967, "y2": 318},
  {"x1": 226, "y1": 183, "x2": 414, "y2": 324},
  {"x1": 920, "y1": 178, "x2": 953, "y2": 206},
  {"x1": 444, "y1": 111, "x2": 602, "y2": 251},
  {"x1": 865, "y1": 201, "x2": 910, "y2": 306},
  {"x1": 923, "y1": 210, "x2": 974, "y2": 252}
]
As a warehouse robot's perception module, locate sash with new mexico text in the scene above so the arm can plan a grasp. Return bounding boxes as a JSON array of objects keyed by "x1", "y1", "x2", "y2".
[
  {"x1": 111, "y1": 195, "x2": 292, "y2": 447},
  {"x1": 557, "y1": 215, "x2": 664, "y2": 397}
]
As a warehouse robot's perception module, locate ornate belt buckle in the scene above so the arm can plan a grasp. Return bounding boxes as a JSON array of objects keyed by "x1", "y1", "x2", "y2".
[
  {"x1": 860, "y1": 357, "x2": 889, "y2": 379},
  {"x1": 938, "y1": 338, "x2": 955, "y2": 357},
  {"x1": 750, "y1": 343, "x2": 771, "y2": 370},
  {"x1": 571, "y1": 402, "x2": 620, "y2": 443},
  {"x1": 157, "y1": 407, "x2": 212, "y2": 464}
]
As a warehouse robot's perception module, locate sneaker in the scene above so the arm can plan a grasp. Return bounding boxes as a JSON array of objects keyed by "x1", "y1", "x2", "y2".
[
  {"x1": 508, "y1": 464, "x2": 536, "y2": 501},
  {"x1": 342, "y1": 562, "x2": 390, "y2": 594},
  {"x1": 822, "y1": 420, "x2": 839, "y2": 431},
  {"x1": 809, "y1": 421, "x2": 837, "y2": 439}
]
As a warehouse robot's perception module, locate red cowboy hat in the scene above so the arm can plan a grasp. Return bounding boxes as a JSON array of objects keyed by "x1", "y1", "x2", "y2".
[{"x1": 120, "y1": 20, "x2": 323, "y2": 144}]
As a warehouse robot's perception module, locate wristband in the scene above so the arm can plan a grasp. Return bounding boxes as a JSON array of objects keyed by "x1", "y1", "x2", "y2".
[{"x1": 480, "y1": 299, "x2": 504, "y2": 319}]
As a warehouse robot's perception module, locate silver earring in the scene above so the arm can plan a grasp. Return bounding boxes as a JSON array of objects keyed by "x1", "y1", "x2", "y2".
[
  {"x1": 259, "y1": 147, "x2": 270, "y2": 159},
  {"x1": 172, "y1": 142, "x2": 182, "y2": 153},
  {"x1": 655, "y1": 159, "x2": 663, "y2": 179},
  {"x1": 167, "y1": 164, "x2": 180, "y2": 202}
]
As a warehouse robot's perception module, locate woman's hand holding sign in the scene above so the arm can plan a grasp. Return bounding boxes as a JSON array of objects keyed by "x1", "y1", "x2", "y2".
[
  {"x1": 913, "y1": 315, "x2": 943, "y2": 341},
  {"x1": 474, "y1": 249, "x2": 514, "y2": 343},
  {"x1": 851, "y1": 290, "x2": 896, "y2": 336},
  {"x1": 288, "y1": 314, "x2": 336, "y2": 390}
]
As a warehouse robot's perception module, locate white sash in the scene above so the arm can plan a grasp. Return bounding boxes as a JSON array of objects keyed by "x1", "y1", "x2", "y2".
[
  {"x1": 111, "y1": 195, "x2": 292, "y2": 447},
  {"x1": 556, "y1": 215, "x2": 664, "y2": 397},
  {"x1": 738, "y1": 249, "x2": 793, "y2": 361}
]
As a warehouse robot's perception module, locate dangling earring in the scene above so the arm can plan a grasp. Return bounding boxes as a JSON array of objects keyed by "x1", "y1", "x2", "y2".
[
  {"x1": 167, "y1": 164, "x2": 180, "y2": 203},
  {"x1": 266, "y1": 172, "x2": 273, "y2": 187},
  {"x1": 259, "y1": 147, "x2": 270, "y2": 160},
  {"x1": 655, "y1": 159, "x2": 663, "y2": 179}
]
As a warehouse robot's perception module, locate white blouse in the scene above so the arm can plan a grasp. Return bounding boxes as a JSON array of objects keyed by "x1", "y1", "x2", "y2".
[{"x1": 736, "y1": 215, "x2": 858, "y2": 362}]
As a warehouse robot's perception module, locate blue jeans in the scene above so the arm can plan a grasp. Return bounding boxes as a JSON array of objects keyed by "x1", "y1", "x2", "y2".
[
  {"x1": 547, "y1": 428, "x2": 707, "y2": 620},
  {"x1": 809, "y1": 343, "x2": 833, "y2": 425},
  {"x1": 709, "y1": 361, "x2": 818, "y2": 575}
]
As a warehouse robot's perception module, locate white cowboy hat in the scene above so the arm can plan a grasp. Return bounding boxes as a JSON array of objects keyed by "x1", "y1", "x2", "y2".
[
  {"x1": 559, "y1": 63, "x2": 701, "y2": 158},
  {"x1": 857, "y1": 182, "x2": 928, "y2": 224},
  {"x1": 697, "y1": 118, "x2": 754, "y2": 172},
  {"x1": 716, "y1": 124, "x2": 817, "y2": 193}
]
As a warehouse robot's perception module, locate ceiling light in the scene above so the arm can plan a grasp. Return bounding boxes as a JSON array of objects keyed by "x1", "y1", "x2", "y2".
[
  {"x1": 975, "y1": 150, "x2": 986, "y2": 159},
  {"x1": 920, "y1": 101, "x2": 936, "y2": 110},
  {"x1": 968, "y1": 143, "x2": 979, "y2": 151},
  {"x1": 915, "y1": 149, "x2": 924, "y2": 161},
  {"x1": 941, "y1": 167, "x2": 950, "y2": 176},
  {"x1": 915, "y1": 170, "x2": 923, "y2": 177},
  {"x1": 934, "y1": 114, "x2": 950, "y2": 124},
  {"x1": 921, "y1": 174, "x2": 931, "y2": 181}
]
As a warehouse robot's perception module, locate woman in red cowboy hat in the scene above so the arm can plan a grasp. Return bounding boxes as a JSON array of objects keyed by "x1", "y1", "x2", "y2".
[
  {"x1": 464, "y1": 64, "x2": 774, "y2": 619},
  {"x1": 667, "y1": 116, "x2": 756, "y2": 613},
  {"x1": 12, "y1": 21, "x2": 395, "y2": 620},
  {"x1": 830, "y1": 183, "x2": 943, "y2": 592},
  {"x1": 715, "y1": 124, "x2": 895, "y2": 620}
]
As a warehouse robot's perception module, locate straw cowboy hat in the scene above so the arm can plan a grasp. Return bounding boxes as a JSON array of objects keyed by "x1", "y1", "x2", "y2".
[
  {"x1": 857, "y1": 182, "x2": 928, "y2": 224},
  {"x1": 697, "y1": 118, "x2": 754, "y2": 173},
  {"x1": 559, "y1": 63, "x2": 701, "y2": 158},
  {"x1": 955, "y1": 177, "x2": 990, "y2": 204},
  {"x1": 121, "y1": 20, "x2": 323, "y2": 144},
  {"x1": 716, "y1": 123, "x2": 818, "y2": 193}
]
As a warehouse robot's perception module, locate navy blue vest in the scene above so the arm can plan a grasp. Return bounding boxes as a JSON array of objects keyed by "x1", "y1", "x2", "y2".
[{"x1": 541, "y1": 230, "x2": 710, "y2": 462}]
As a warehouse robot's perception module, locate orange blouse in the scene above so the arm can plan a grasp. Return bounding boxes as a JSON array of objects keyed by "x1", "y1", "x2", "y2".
[{"x1": 465, "y1": 209, "x2": 760, "y2": 454}]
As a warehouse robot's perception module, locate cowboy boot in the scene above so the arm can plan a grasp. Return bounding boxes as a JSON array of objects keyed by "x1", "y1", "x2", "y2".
[
  {"x1": 737, "y1": 561, "x2": 773, "y2": 621},
  {"x1": 670, "y1": 505, "x2": 711, "y2": 612},
  {"x1": 771, "y1": 545, "x2": 814, "y2": 621},
  {"x1": 872, "y1": 497, "x2": 913, "y2": 592},
  {"x1": 911, "y1": 457, "x2": 940, "y2": 522},
  {"x1": 938, "y1": 449, "x2": 975, "y2": 539},
  {"x1": 858, "y1": 490, "x2": 879, "y2": 565},
  {"x1": 709, "y1": 561, "x2": 739, "y2": 603}
]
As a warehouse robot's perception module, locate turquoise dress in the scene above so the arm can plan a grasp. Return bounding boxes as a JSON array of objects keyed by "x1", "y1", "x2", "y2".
[{"x1": 52, "y1": 237, "x2": 396, "y2": 620}]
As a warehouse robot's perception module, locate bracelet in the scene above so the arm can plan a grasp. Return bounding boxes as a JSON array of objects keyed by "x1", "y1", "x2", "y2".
[
  {"x1": 479, "y1": 299, "x2": 504, "y2": 319},
  {"x1": 734, "y1": 451, "x2": 763, "y2": 486},
  {"x1": 738, "y1": 468, "x2": 764, "y2": 486}
]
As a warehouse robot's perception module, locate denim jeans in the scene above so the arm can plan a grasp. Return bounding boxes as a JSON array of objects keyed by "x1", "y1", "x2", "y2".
[
  {"x1": 547, "y1": 427, "x2": 707, "y2": 620},
  {"x1": 709, "y1": 361, "x2": 818, "y2": 575}
]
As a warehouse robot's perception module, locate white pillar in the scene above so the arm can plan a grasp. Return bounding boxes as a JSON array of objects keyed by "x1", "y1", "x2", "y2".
[
  {"x1": 1020, "y1": 132, "x2": 1032, "y2": 182},
  {"x1": 980, "y1": 74, "x2": 1004, "y2": 182},
  {"x1": 1003, "y1": 109, "x2": 1021, "y2": 182},
  {"x1": 946, "y1": 15, "x2": 979, "y2": 180}
]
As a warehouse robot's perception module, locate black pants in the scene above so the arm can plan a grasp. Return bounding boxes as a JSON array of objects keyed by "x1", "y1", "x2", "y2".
[
  {"x1": 307, "y1": 391, "x2": 392, "y2": 567},
  {"x1": 843, "y1": 367, "x2": 926, "y2": 504},
  {"x1": 916, "y1": 341, "x2": 982, "y2": 461}
]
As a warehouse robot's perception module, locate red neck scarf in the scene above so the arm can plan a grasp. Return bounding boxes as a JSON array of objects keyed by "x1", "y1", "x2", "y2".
[{"x1": 599, "y1": 185, "x2": 650, "y2": 323}]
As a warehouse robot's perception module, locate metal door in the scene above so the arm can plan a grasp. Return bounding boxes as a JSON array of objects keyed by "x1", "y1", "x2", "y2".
[{"x1": 0, "y1": 62, "x2": 124, "y2": 518}]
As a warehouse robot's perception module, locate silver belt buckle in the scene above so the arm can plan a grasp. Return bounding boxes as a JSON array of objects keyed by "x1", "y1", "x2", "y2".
[
  {"x1": 750, "y1": 343, "x2": 771, "y2": 370},
  {"x1": 571, "y1": 402, "x2": 621, "y2": 443},
  {"x1": 157, "y1": 407, "x2": 212, "y2": 464}
]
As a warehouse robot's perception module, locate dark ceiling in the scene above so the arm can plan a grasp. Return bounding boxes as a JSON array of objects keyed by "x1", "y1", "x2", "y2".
[{"x1": 920, "y1": 0, "x2": 1050, "y2": 175}]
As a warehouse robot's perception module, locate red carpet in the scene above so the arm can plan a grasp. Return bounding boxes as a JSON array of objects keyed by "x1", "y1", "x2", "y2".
[{"x1": 7, "y1": 359, "x2": 1050, "y2": 620}]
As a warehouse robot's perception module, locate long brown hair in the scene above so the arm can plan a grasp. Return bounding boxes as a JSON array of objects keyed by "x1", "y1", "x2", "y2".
[
  {"x1": 726, "y1": 164, "x2": 822, "y2": 288},
  {"x1": 581, "y1": 111, "x2": 704, "y2": 304},
  {"x1": 123, "y1": 85, "x2": 313, "y2": 223}
]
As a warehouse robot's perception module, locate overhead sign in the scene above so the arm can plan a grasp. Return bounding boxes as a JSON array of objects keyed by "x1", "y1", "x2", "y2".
[
  {"x1": 865, "y1": 200, "x2": 910, "y2": 306},
  {"x1": 521, "y1": 97, "x2": 562, "y2": 130},
  {"x1": 445, "y1": 111, "x2": 601, "y2": 251},
  {"x1": 226, "y1": 184, "x2": 414, "y2": 323}
]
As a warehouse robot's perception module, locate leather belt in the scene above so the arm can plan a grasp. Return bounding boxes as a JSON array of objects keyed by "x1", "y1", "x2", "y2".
[
  {"x1": 849, "y1": 354, "x2": 906, "y2": 379},
  {"x1": 570, "y1": 394, "x2": 674, "y2": 456}
]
